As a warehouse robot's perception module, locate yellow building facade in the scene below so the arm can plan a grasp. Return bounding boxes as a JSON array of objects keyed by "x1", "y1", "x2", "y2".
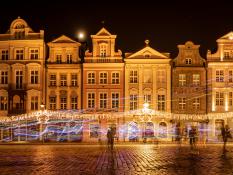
[
  {"x1": 207, "y1": 32, "x2": 233, "y2": 140},
  {"x1": 124, "y1": 40, "x2": 172, "y2": 141},
  {"x1": 0, "y1": 17, "x2": 45, "y2": 118},
  {"x1": 46, "y1": 35, "x2": 82, "y2": 111}
]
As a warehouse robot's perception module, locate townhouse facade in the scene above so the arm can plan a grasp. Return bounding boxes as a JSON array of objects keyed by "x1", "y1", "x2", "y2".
[
  {"x1": 172, "y1": 41, "x2": 207, "y2": 140},
  {"x1": 207, "y1": 32, "x2": 233, "y2": 140},
  {"x1": 0, "y1": 17, "x2": 45, "y2": 118},
  {"x1": 82, "y1": 28, "x2": 124, "y2": 142},
  {"x1": 124, "y1": 40, "x2": 171, "y2": 141}
]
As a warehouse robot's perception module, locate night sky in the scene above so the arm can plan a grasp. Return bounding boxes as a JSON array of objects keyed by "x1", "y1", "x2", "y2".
[{"x1": 0, "y1": 1, "x2": 232, "y2": 58}]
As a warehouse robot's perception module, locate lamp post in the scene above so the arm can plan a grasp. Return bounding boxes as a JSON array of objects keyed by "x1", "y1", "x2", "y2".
[
  {"x1": 142, "y1": 103, "x2": 150, "y2": 143},
  {"x1": 40, "y1": 103, "x2": 45, "y2": 143}
]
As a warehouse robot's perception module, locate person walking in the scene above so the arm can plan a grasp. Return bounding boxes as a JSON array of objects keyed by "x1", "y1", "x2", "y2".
[
  {"x1": 221, "y1": 124, "x2": 232, "y2": 153},
  {"x1": 107, "y1": 127, "x2": 115, "y2": 150},
  {"x1": 107, "y1": 128, "x2": 112, "y2": 149}
]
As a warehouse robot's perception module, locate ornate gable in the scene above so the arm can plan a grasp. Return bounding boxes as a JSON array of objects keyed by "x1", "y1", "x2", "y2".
[
  {"x1": 127, "y1": 40, "x2": 168, "y2": 59},
  {"x1": 96, "y1": 27, "x2": 112, "y2": 36},
  {"x1": 50, "y1": 35, "x2": 78, "y2": 44}
]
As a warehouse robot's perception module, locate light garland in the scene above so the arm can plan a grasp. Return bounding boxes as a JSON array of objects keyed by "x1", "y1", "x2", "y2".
[{"x1": 1, "y1": 108, "x2": 233, "y2": 124}]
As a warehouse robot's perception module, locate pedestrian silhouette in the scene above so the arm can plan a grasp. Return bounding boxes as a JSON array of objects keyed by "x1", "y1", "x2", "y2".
[
  {"x1": 189, "y1": 126, "x2": 197, "y2": 151},
  {"x1": 107, "y1": 127, "x2": 115, "y2": 150},
  {"x1": 221, "y1": 124, "x2": 232, "y2": 153}
]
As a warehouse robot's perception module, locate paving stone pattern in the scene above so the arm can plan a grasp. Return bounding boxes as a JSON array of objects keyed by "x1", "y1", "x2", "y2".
[{"x1": 0, "y1": 144, "x2": 232, "y2": 175}]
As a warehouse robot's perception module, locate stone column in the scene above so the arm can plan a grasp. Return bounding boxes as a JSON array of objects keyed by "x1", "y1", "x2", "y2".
[
  {"x1": 225, "y1": 91, "x2": 228, "y2": 111},
  {"x1": 82, "y1": 119, "x2": 90, "y2": 142},
  {"x1": 125, "y1": 66, "x2": 129, "y2": 112},
  {"x1": 139, "y1": 66, "x2": 143, "y2": 109},
  {"x1": 212, "y1": 90, "x2": 216, "y2": 112},
  {"x1": 152, "y1": 66, "x2": 157, "y2": 110},
  {"x1": 166, "y1": 66, "x2": 171, "y2": 112}
]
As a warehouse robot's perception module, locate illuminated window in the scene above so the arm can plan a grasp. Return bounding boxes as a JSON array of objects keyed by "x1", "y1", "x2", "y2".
[
  {"x1": 185, "y1": 58, "x2": 192, "y2": 64},
  {"x1": 0, "y1": 96, "x2": 7, "y2": 110},
  {"x1": 31, "y1": 70, "x2": 38, "y2": 84},
  {"x1": 87, "y1": 72, "x2": 95, "y2": 84},
  {"x1": 100, "y1": 44, "x2": 107, "y2": 57},
  {"x1": 0, "y1": 71, "x2": 8, "y2": 84},
  {"x1": 30, "y1": 49, "x2": 39, "y2": 60},
  {"x1": 56, "y1": 54, "x2": 62, "y2": 63},
  {"x1": 49, "y1": 97, "x2": 56, "y2": 110},
  {"x1": 60, "y1": 74, "x2": 67, "y2": 86},
  {"x1": 100, "y1": 93, "x2": 107, "y2": 109},
  {"x1": 1, "y1": 50, "x2": 8, "y2": 60},
  {"x1": 71, "y1": 74, "x2": 78, "y2": 86},
  {"x1": 60, "y1": 97, "x2": 67, "y2": 110},
  {"x1": 144, "y1": 94, "x2": 151, "y2": 104},
  {"x1": 178, "y1": 98, "x2": 186, "y2": 110},
  {"x1": 67, "y1": 54, "x2": 72, "y2": 63},
  {"x1": 157, "y1": 70, "x2": 165, "y2": 83},
  {"x1": 216, "y1": 92, "x2": 224, "y2": 106},
  {"x1": 229, "y1": 92, "x2": 233, "y2": 106},
  {"x1": 31, "y1": 96, "x2": 38, "y2": 110},
  {"x1": 16, "y1": 70, "x2": 23, "y2": 89},
  {"x1": 71, "y1": 97, "x2": 78, "y2": 110},
  {"x1": 112, "y1": 93, "x2": 119, "y2": 109},
  {"x1": 50, "y1": 74, "x2": 56, "y2": 86},
  {"x1": 229, "y1": 70, "x2": 233, "y2": 82},
  {"x1": 224, "y1": 51, "x2": 230, "y2": 59},
  {"x1": 100, "y1": 72, "x2": 107, "y2": 84},
  {"x1": 193, "y1": 98, "x2": 200, "y2": 110},
  {"x1": 193, "y1": 74, "x2": 200, "y2": 86},
  {"x1": 88, "y1": 93, "x2": 95, "y2": 108},
  {"x1": 158, "y1": 95, "x2": 165, "y2": 111},
  {"x1": 129, "y1": 70, "x2": 138, "y2": 83},
  {"x1": 112, "y1": 72, "x2": 120, "y2": 84},
  {"x1": 130, "y1": 94, "x2": 138, "y2": 110},
  {"x1": 16, "y1": 49, "x2": 24, "y2": 60},
  {"x1": 179, "y1": 74, "x2": 186, "y2": 86},
  {"x1": 143, "y1": 69, "x2": 152, "y2": 83},
  {"x1": 216, "y1": 70, "x2": 224, "y2": 82}
]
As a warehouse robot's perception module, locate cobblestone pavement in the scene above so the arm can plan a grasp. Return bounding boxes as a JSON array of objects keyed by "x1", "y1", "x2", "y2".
[{"x1": 0, "y1": 144, "x2": 233, "y2": 175}]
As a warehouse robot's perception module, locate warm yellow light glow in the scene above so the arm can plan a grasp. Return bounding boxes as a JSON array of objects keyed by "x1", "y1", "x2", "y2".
[
  {"x1": 78, "y1": 32, "x2": 84, "y2": 39},
  {"x1": 143, "y1": 103, "x2": 149, "y2": 109},
  {"x1": 229, "y1": 35, "x2": 233, "y2": 40},
  {"x1": 225, "y1": 99, "x2": 228, "y2": 111}
]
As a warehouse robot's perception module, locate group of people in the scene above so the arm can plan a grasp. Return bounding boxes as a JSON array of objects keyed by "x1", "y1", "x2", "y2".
[{"x1": 175, "y1": 123, "x2": 232, "y2": 152}]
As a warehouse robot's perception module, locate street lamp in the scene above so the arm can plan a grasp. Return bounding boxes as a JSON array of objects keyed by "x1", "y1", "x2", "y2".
[{"x1": 40, "y1": 103, "x2": 45, "y2": 143}]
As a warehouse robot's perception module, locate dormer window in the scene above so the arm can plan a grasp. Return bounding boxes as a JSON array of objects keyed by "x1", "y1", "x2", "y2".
[
  {"x1": 56, "y1": 54, "x2": 62, "y2": 64},
  {"x1": 67, "y1": 54, "x2": 72, "y2": 64},
  {"x1": 224, "y1": 51, "x2": 230, "y2": 59},
  {"x1": 185, "y1": 58, "x2": 192, "y2": 65},
  {"x1": 15, "y1": 31, "x2": 25, "y2": 39}
]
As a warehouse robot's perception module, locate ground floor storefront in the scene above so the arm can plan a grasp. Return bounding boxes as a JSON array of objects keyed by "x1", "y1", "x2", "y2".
[{"x1": 0, "y1": 110, "x2": 233, "y2": 143}]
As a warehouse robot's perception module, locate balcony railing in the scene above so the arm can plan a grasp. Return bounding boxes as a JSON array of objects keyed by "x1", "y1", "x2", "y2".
[{"x1": 85, "y1": 58, "x2": 123, "y2": 63}]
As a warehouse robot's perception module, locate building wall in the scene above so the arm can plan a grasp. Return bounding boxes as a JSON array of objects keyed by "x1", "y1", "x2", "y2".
[
  {"x1": 0, "y1": 17, "x2": 45, "y2": 117},
  {"x1": 172, "y1": 41, "x2": 206, "y2": 114},
  {"x1": 83, "y1": 28, "x2": 124, "y2": 141},
  {"x1": 207, "y1": 32, "x2": 233, "y2": 137},
  {"x1": 46, "y1": 36, "x2": 81, "y2": 111}
]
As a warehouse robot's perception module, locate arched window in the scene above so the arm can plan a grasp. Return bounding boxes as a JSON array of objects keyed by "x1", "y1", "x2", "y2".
[
  {"x1": 159, "y1": 122, "x2": 167, "y2": 138},
  {"x1": 144, "y1": 122, "x2": 154, "y2": 137},
  {"x1": 13, "y1": 95, "x2": 23, "y2": 110},
  {"x1": 128, "y1": 122, "x2": 139, "y2": 141}
]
